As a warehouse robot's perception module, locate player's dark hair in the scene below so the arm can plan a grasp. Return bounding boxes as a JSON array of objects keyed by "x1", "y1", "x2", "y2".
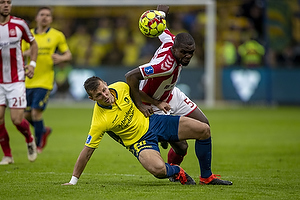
[
  {"x1": 84, "y1": 76, "x2": 104, "y2": 96},
  {"x1": 173, "y1": 32, "x2": 195, "y2": 48},
  {"x1": 36, "y1": 6, "x2": 52, "y2": 16}
]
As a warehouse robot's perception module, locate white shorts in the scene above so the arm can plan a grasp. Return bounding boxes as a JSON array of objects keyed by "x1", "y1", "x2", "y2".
[
  {"x1": 152, "y1": 87, "x2": 197, "y2": 116},
  {"x1": 0, "y1": 82, "x2": 27, "y2": 108}
]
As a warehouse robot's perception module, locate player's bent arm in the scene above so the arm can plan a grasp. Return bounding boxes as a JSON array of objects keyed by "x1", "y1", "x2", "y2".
[
  {"x1": 52, "y1": 50, "x2": 72, "y2": 65},
  {"x1": 125, "y1": 68, "x2": 145, "y2": 108},
  {"x1": 157, "y1": 5, "x2": 169, "y2": 16},
  {"x1": 125, "y1": 68, "x2": 154, "y2": 117},
  {"x1": 139, "y1": 90, "x2": 161, "y2": 106},
  {"x1": 139, "y1": 91, "x2": 170, "y2": 114},
  {"x1": 62, "y1": 146, "x2": 95, "y2": 185},
  {"x1": 29, "y1": 40, "x2": 38, "y2": 63}
]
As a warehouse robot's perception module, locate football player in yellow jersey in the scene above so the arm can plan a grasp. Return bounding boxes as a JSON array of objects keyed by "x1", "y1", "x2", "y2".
[
  {"x1": 22, "y1": 7, "x2": 72, "y2": 153},
  {"x1": 62, "y1": 76, "x2": 232, "y2": 186}
]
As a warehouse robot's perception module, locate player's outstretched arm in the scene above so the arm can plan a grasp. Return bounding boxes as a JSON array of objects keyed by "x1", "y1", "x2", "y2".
[
  {"x1": 157, "y1": 5, "x2": 169, "y2": 15},
  {"x1": 62, "y1": 146, "x2": 95, "y2": 185}
]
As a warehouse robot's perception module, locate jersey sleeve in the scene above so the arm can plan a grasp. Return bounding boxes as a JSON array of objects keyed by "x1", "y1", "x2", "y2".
[
  {"x1": 20, "y1": 19, "x2": 35, "y2": 43},
  {"x1": 85, "y1": 105, "x2": 107, "y2": 148},
  {"x1": 57, "y1": 31, "x2": 70, "y2": 53},
  {"x1": 139, "y1": 53, "x2": 176, "y2": 79},
  {"x1": 158, "y1": 28, "x2": 175, "y2": 44}
]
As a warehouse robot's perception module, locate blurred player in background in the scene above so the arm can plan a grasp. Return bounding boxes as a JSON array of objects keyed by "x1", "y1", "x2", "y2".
[
  {"x1": 22, "y1": 6, "x2": 72, "y2": 153},
  {"x1": 0, "y1": 0, "x2": 38, "y2": 165},
  {"x1": 126, "y1": 5, "x2": 230, "y2": 185},
  {"x1": 62, "y1": 76, "x2": 232, "y2": 186}
]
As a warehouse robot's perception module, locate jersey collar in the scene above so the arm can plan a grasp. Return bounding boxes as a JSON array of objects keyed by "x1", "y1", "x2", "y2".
[{"x1": 34, "y1": 27, "x2": 51, "y2": 34}]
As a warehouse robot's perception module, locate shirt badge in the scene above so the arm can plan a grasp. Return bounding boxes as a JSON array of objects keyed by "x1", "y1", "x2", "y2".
[
  {"x1": 143, "y1": 66, "x2": 154, "y2": 75},
  {"x1": 86, "y1": 135, "x2": 92, "y2": 144}
]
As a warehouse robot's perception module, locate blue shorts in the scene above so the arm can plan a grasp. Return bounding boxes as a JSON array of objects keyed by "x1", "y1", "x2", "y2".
[
  {"x1": 25, "y1": 88, "x2": 51, "y2": 111},
  {"x1": 128, "y1": 114, "x2": 180, "y2": 158}
]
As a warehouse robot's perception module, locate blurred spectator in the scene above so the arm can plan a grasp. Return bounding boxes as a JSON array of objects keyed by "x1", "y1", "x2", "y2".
[
  {"x1": 238, "y1": 37, "x2": 265, "y2": 67},
  {"x1": 88, "y1": 17, "x2": 113, "y2": 66},
  {"x1": 122, "y1": 31, "x2": 143, "y2": 67},
  {"x1": 67, "y1": 24, "x2": 91, "y2": 67}
]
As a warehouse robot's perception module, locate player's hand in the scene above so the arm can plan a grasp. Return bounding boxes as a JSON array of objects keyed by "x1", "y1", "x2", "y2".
[
  {"x1": 24, "y1": 64, "x2": 34, "y2": 79},
  {"x1": 157, "y1": 5, "x2": 169, "y2": 16},
  {"x1": 137, "y1": 104, "x2": 154, "y2": 117},
  {"x1": 61, "y1": 183, "x2": 74, "y2": 186},
  {"x1": 52, "y1": 53, "x2": 62, "y2": 65},
  {"x1": 156, "y1": 101, "x2": 171, "y2": 114}
]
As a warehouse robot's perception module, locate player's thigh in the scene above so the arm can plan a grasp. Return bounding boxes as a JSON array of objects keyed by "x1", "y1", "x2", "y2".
[
  {"x1": 6, "y1": 82, "x2": 27, "y2": 109},
  {"x1": 177, "y1": 116, "x2": 210, "y2": 140},
  {"x1": 29, "y1": 88, "x2": 50, "y2": 110},
  {"x1": 187, "y1": 107, "x2": 209, "y2": 125},
  {"x1": 138, "y1": 149, "x2": 166, "y2": 176},
  {"x1": 0, "y1": 106, "x2": 6, "y2": 123}
]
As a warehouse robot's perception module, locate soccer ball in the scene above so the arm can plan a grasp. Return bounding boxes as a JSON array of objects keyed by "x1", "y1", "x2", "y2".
[{"x1": 139, "y1": 10, "x2": 166, "y2": 38}]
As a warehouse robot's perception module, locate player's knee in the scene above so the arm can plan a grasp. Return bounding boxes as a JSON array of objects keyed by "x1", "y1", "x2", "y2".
[
  {"x1": 11, "y1": 118, "x2": 22, "y2": 126},
  {"x1": 196, "y1": 123, "x2": 211, "y2": 140},
  {"x1": 151, "y1": 164, "x2": 167, "y2": 178},
  {"x1": 203, "y1": 124, "x2": 211, "y2": 138}
]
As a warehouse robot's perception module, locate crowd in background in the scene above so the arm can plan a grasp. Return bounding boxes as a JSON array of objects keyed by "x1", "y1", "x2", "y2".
[
  {"x1": 14, "y1": 0, "x2": 300, "y2": 98},
  {"x1": 17, "y1": 0, "x2": 300, "y2": 70}
]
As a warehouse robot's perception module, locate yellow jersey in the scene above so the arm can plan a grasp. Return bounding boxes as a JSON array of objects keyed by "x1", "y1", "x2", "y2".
[
  {"x1": 85, "y1": 82, "x2": 149, "y2": 148},
  {"x1": 23, "y1": 28, "x2": 70, "y2": 90}
]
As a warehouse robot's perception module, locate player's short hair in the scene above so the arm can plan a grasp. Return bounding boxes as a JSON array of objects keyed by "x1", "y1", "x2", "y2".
[
  {"x1": 36, "y1": 6, "x2": 53, "y2": 16},
  {"x1": 84, "y1": 76, "x2": 104, "y2": 96},
  {"x1": 173, "y1": 32, "x2": 195, "y2": 48}
]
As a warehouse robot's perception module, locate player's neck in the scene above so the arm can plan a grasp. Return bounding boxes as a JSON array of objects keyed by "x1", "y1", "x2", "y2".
[
  {"x1": 0, "y1": 15, "x2": 10, "y2": 24},
  {"x1": 36, "y1": 26, "x2": 50, "y2": 34}
]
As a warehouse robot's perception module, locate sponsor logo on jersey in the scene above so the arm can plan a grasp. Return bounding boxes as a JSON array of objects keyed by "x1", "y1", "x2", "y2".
[{"x1": 144, "y1": 66, "x2": 154, "y2": 75}]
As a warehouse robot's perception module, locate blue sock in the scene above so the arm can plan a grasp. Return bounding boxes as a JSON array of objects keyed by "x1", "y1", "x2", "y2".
[
  {"x1": 33, "y1": 120, "x2": 45, "y2": 147},
  {"x1": 195, "y1": 137, "x2": 212, "y2": 178},
  {"x1": 165, "y1": 163, "x2": 180, "y2": 178}
]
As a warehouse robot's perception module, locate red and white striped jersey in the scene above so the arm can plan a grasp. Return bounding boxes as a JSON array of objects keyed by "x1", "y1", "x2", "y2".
[
  {"x1": 0, "y1": 16, "x2": 35, "y2": 83},
  {"x1": 139, "y1": 29, "x2": 182, "y2": 102}
]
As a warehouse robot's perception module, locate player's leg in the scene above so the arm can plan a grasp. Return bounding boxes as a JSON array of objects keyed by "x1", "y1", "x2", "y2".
[
  {"x1": 178, "y1": 116, "x2": 232, "y2": 185},
  {"x1": 8, "y1": 83, "x2": 37, "y2": 162},
  {"x1": 166, "y1": 87, "x2": 197, "y2": 165},
  {"x1": 167, "y1": 140, "x2": 188, "y2": 165},
  {"x1": 0, "y1": 105, "x2": 14, "y2": 165},
  {"x1": 29, "y1": 88, "x2": 52, "y2": 152},
  {"x1": 10, "y1": 108, "x2": 37, "y2": 162},
  {"x1": 138, "y1": 149, "x2": 168, "y2": 178},
  {"x1": 138, "y1": 148, "x2": 194, "y2": 185}
]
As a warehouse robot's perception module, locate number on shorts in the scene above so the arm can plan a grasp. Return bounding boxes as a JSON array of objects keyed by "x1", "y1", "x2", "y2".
[{"x1": 12, "y1": 97, "x2": 21, "y2": 107}]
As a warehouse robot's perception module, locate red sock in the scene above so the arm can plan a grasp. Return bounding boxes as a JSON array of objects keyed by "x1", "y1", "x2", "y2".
[
  {"x1": 167, "y1": 148, "x2": 186, "y2": 165},
  {"x1": 0, "y1": 123, "x2": 12, "y2": 157},
  {"x1": 15, "y1": 119, "x2": 33, "y2": 143}
]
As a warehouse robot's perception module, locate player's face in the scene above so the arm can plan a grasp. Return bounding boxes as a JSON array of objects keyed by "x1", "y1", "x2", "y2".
[
  {"x1": 0, "y1": 0, "x2": 12, "y2": 17},
  {"x1": 172, "y1": 44, "x2": 195, "y2": 66},
  {"x1": 89, "y1": 81, "x2": 114, "y2": 106},
  {"x1": 36, "y1": 9, "x2": 52, "y2": 27}
]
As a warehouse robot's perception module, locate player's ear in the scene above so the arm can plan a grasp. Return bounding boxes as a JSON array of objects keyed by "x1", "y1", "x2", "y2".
[{"x1": 88, "y1": 96, "x2": 93, "y2": 101}]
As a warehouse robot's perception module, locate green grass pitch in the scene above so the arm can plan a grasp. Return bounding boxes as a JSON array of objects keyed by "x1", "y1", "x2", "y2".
[{"x1": 0, "y1": 102, "x2": 299, "y2": 200}]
